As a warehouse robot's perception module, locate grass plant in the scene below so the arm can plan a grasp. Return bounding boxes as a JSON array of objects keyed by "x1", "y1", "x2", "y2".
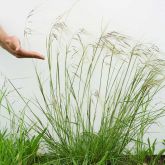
[
  {"x1": 0, "y1": 89, "x2": 45, "y2": 165},
  {"x1": 27, "y1": 25, "x2": 165, "y2": 164}
]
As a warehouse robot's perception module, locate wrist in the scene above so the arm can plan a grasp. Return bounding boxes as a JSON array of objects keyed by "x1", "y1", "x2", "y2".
[{"x1": 0, "y1": 27, "x2": 9, "y2": 45}]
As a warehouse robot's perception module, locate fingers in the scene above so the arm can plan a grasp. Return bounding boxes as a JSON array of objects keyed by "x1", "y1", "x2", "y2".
[{"x1": 15, "y1": 48, "x2": 45, "y2": 60}]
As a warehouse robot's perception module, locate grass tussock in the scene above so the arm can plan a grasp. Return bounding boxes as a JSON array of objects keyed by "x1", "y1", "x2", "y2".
[{"x1": 28, "y1": 25, "x2": 165, "y2": 164}]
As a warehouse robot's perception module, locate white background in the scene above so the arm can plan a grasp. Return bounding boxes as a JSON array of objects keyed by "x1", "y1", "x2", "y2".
[{"x1": 0, "y1": 0, "x2": 165, "y2": 150}]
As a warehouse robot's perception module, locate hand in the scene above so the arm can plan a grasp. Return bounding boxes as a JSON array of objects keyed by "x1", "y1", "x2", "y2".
[{"x1": 1, "y1": 35, "x2": 45, "y2": 60}]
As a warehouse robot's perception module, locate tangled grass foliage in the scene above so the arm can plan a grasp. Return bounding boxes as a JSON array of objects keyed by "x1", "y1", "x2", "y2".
[{"x1": 24, "y1": 18, "x2": 165, "y2": 164}]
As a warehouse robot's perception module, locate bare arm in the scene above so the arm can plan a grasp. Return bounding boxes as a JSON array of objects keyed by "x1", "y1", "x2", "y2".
[{"x1": 0, "y1": 26, "x2": 45, "y2": 60}]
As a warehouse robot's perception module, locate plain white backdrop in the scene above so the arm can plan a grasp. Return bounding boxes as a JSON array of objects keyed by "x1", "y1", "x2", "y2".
[{"x1": 0, "y1": 0, "x2": 165, "y2": 151}]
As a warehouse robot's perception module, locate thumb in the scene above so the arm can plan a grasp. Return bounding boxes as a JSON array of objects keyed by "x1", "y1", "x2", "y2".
[
  {"x1": 15, "y1": 45, "x2": 21, "y2": 51},
  {"x1": 14, "y1": 39, "x2": 21, "y2": 51}
]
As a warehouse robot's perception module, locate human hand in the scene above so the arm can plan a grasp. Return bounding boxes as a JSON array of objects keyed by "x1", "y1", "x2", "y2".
[{"x1": 1, "y1": 35, "x2": 45, "y2": 60}]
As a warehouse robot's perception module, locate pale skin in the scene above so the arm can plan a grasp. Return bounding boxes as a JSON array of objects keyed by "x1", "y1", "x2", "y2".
[{"x1": 0, "y1": 26, "x2": 45, "y2": 60}]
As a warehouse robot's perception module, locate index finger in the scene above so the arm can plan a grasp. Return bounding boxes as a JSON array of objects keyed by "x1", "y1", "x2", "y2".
[{"x1": 16, "y1": 48, "x2": 45, "y2": 60}]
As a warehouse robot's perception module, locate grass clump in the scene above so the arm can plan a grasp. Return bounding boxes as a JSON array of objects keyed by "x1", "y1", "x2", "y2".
[
  {"x1": 0, "y1": 128, "x2": 44, "y2": 165},
  {"x1": 27, "y1": 23, "x2": 165, "y2": 165},
  {"x1": 0, "y1": 89, "x2": 45, "y2": 165}
]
